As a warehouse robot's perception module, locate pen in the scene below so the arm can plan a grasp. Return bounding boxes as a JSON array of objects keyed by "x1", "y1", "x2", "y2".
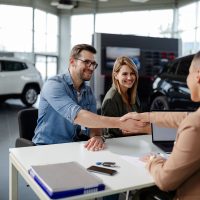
[
  {"x1": 96, "y1": 162, "x2": 118, "y2": 167},
  {"x1": 155, "y1": 152, "x2": 169, "y2": 159}
]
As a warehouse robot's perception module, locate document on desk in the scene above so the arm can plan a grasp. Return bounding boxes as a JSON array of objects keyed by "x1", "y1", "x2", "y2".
[
  {"x1": 121, "y1": 153, "x2": 169, "y2": 168},
  {"x1": 120, "y1": 155, "x2": 145, "y2": 168},
  {"x1": 29, "y1": 161, "x2": 105, "y2": 199}
]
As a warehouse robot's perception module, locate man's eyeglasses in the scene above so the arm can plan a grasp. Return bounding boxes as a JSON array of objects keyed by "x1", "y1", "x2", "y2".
[{"x1": 75, "y1": 58, "x2": 98, "y2": 69}]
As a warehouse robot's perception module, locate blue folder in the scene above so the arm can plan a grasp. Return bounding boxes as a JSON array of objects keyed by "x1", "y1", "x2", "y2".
[{"x1": 29, "y1": 161, "x2": 105, "y2": 199}]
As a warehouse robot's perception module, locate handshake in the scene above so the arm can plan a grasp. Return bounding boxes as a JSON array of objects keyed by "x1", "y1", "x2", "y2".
[{"x1": 119, "y1": 112, "x2": 151, "y2": 135}]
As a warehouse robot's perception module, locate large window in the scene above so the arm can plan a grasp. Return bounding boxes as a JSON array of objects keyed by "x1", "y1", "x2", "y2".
[
  {"x1": 178, "y1": 3, "x2": 197, "y2": 55},
  {"x1": 96, "y1": 10, "x2": 173, "y2": 37},
  {"x1": 34, "y1": 9, "x2": 59, "y2": 54},
  {"x1": 96, "y1": 13, "x2": 124, "y2": 34},
  {"x1": 71, "y1": 9, "x2": 173, "y2": 47},
  {"x1": 0, "y1": 5, "x2": 59, "y2": 81},
  {"x1": 0, "y1": 5, "x2": 59, "y2": 55},
  {"x1": 71, "y1": 3, "x2": 200, "y2": 57},
  {"x1": 0, "y1": 5, "x2": 33, "y2": 52},
  {"x1": 71, "y1": 15, "x2": 94, "y2": 47},
  {"x1": 35, "y1": 55, "x2": 57, "y2": 81}
]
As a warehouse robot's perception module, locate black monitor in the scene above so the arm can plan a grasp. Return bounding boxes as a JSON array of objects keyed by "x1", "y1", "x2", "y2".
[{"x1": 101, "y1": 46, "x2": 141, "y2": 75}]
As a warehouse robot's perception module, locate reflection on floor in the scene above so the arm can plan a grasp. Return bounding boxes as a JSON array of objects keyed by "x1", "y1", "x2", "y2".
[{"x1": 0, "y1": 99, "x2": 39, "y2": 200}]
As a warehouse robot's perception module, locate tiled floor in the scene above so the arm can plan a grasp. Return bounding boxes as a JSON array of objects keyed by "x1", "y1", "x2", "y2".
[{"x1": 0, "y1": 99, "x2": 39, "y2": 200}]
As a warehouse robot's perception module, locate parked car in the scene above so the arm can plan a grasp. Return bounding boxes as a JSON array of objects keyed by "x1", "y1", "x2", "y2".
[
  {"x1": 0, "y1": 57, "x2": 43, "y2": 106},
  {"x1": 138, "y1": 59, "x2": 169, "y2": 111},
  {"x1": 149, "y1": 54, "x2": 200, "y2": 111}
]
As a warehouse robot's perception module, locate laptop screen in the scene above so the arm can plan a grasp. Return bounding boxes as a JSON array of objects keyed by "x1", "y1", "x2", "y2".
[{"x1": 152, "y1": 123, "x2": 177, "y2": 142}]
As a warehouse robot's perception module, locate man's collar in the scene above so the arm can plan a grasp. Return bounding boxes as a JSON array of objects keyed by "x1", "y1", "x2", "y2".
[{"x1": 65, "y1": 69, "x2": 86, "y2": 91}]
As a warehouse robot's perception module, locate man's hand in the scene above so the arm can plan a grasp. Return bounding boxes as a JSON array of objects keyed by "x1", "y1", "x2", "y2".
[
  {"x1": 120, "y1": 117, "x2": 150, "y2": 134},
  {"x1": 120, "y1": 112, "x2": 150, "y2": 123},
  {"x1": 122, "y1": 122, "x2": 151, "y2": 135},
  {"x1": 84, "y1": 136, "x2": 105, "y2": 151}
]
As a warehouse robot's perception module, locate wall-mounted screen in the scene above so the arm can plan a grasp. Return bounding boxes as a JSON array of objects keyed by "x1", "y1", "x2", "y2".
[{"x1": 102, "y1": 46, "x2": 140, "y2": 74}]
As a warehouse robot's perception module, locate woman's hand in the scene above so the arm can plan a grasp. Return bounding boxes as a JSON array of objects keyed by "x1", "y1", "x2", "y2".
[
  {"x1": 120, "y1": 112, "x2": 150, "y2": 123},
  {"x1": 121, "y1": 122, "x2": 151, "y2": 135}
]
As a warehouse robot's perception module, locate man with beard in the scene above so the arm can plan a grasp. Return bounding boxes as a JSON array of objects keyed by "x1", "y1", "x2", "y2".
[{"x1": 33, "y1": 44, "x2": 146, "y2": 151}]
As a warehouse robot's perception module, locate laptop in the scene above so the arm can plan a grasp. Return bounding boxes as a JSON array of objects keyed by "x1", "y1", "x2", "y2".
[{"x1": 152, "y1": 123, "x2": 177, "y2": 153}]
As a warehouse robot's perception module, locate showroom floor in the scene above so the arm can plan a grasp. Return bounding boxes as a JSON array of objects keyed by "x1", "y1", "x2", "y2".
[{"x1": 0, "y1": 99, "x2": 39, "y2": 200}]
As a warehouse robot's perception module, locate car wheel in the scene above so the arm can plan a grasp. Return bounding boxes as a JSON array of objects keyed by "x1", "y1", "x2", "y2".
[
  {"x1": 21, "y1": 86, "x2": 38, "y2": 106},
  {"x1": 150, "y1": 96, "x2": 169, "y2": 110}
]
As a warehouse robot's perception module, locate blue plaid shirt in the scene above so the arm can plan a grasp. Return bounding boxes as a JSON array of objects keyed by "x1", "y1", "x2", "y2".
[{"x1": 32, "y1": 71, "x2": 97, "y2": 145}]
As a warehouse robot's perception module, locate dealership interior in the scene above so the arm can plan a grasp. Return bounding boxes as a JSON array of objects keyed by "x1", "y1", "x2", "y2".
[{"x1": 0, "y1": 0, "x2": 200, "y2": 200}]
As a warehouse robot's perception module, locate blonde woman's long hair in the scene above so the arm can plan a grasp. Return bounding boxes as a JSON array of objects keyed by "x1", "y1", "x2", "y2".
[{"x1": 112, "y1": 56, "x2": 139, "y2": 106}]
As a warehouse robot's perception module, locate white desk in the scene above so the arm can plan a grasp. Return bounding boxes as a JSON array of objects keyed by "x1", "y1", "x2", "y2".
[{"x1": 9, "y1": 135, "x2": 161, "y2": 200}]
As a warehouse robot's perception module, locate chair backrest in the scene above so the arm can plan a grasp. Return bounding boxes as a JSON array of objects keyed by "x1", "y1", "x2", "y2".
[{"x1": 18, "y1": 108, "x2": 38, "y2": 140}]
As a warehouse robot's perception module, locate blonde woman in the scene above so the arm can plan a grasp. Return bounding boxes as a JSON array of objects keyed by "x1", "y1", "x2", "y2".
[{"x1": 101, "y1": 56, "x2": 149, "y2": 138}]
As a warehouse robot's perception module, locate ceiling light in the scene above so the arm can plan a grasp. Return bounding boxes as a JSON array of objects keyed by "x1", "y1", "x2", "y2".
[
  {"x1": 57, "y1": 4, "x2": 74, "y2": 9},
  {"x1": 51, "y1": 0, "x2": 76, "y2": 9}
]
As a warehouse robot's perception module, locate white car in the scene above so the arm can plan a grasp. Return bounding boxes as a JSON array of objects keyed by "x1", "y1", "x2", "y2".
[{"x1": 0, "y1": 57, "x2": 43, "y2": 106}]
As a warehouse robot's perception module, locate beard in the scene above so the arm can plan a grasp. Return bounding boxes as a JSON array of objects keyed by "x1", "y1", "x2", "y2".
[{"x1": 79, "y1": 69, "x2": 93, "y2": 81}]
